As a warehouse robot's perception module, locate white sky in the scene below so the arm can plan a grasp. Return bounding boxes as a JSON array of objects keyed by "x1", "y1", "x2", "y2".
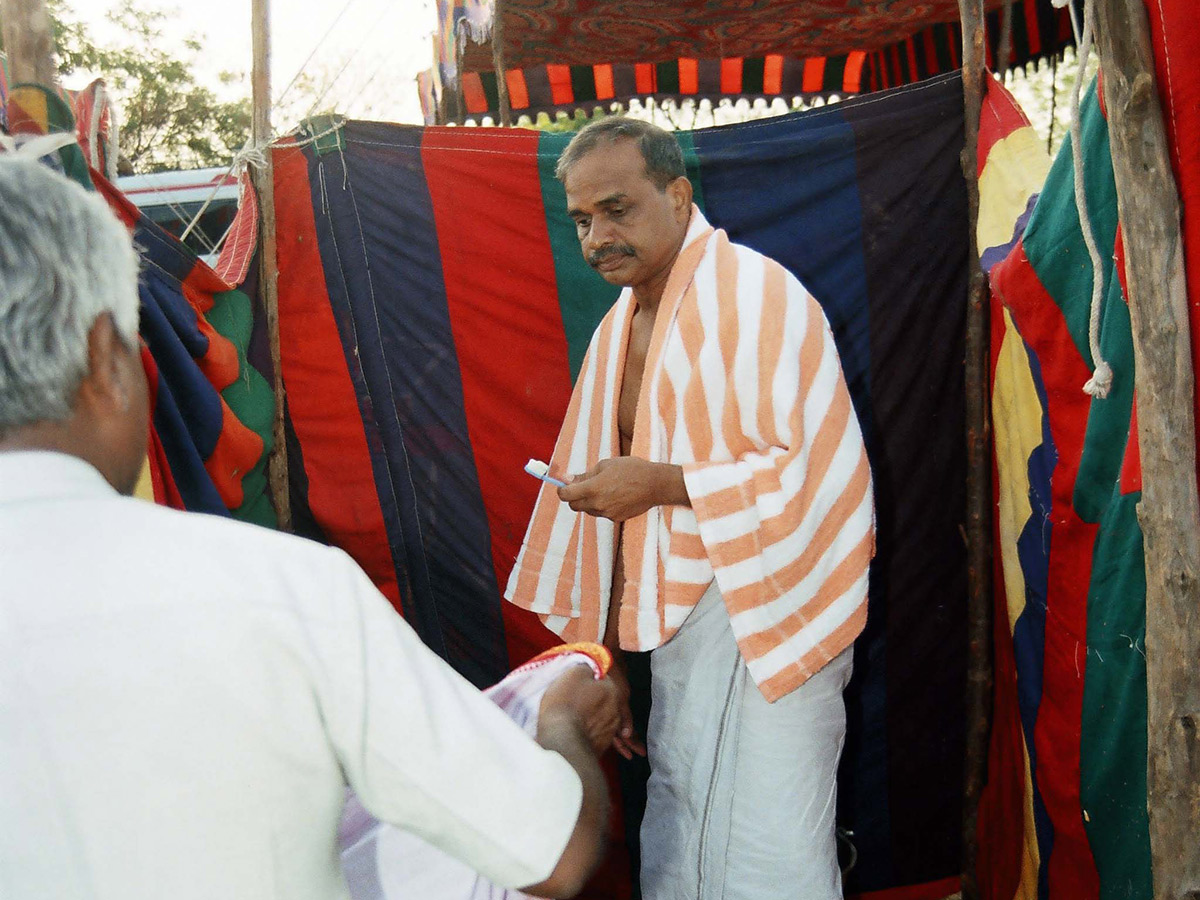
[{"x1": 66, "y1": 0, "x2": 438, "y2": 128}]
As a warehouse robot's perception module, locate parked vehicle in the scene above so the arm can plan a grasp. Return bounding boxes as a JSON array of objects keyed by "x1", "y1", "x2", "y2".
[{"x1": 118, "y1": 167, "x2": 239, "y2": 267}]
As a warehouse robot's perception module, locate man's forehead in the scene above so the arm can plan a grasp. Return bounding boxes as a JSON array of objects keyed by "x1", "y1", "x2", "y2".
[{"x1": 564, "y1": 141, "x2": 654, "y2": 205}]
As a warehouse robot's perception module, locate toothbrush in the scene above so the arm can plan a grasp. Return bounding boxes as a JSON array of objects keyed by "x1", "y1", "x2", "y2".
[{"x1": 524, "y1": 458, "x2": 567, "y2": 488}]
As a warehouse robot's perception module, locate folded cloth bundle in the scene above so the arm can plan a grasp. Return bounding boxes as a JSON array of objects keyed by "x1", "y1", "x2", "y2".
[{"x1": 338, "y1": 643, "x2": 611, "y2": 900}]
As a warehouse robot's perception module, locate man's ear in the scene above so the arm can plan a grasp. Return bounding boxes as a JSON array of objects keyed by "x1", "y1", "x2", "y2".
[
  {"x1": 79, "y1": 313, "x2": 130, "y2": 414},
  {"x1": 668, "y1": 175, "x2": 693, "y2": 220}
]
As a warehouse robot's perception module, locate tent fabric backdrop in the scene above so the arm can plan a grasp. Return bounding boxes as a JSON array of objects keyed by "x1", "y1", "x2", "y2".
[
  {"x1": 981, "y1": 79, "x2": 1149, "y2": 900},
  {"x1": 979, "y1": 2, "x2": 1200, "y2": 898},
  {"x1": 259, "y1": 71, "x2": 1031, "y2": 900}
]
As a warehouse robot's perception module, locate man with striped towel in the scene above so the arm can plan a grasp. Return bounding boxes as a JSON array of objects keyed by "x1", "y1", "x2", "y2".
[{"x1": 505, "y1": 118, "x2": 874, "y2": 900}]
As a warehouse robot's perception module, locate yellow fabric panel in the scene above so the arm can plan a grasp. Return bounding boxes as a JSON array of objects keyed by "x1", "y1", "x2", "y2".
[
  {"x1": 132, "y1": 453, "x2": 155, "y2": 503},
  {"x1": 992, "y1": 308, "x2": 1044, "y2": 632},
  {"x1": 10, "y1": 86, "x2": 49, "y2": 129},
  {"x1": 1015, "y1": 742, "x2": 1042, "y2": 900},
  {"x1": 978, "y1": 127, "x2": 1051, "y2": 252}
]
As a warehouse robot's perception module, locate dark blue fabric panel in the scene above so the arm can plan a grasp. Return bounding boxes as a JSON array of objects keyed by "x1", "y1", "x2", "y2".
[
  {"x1": 692, "y1": 72, "x2": 971, "y2": 895},
  {"x1": 691, "y1": 88, "x2": 893, "y2": 892},
  {"x1": 138, "y1": 279, "x2": 227, "y2": 516},
  {"x1": 304, "y1": 124, "x2": 509, "y2": 688},
  {"x1": 1013, "y1": 339, "x2": 1056, "y2": 899},
  {"x1": 138, "y1": 266, "x2": 226, "y2": 513},
  {"x1": 844, "y1": 72, "x2": 969, "y2": 892},
  {"x1": 689, "y1": 101, "x2": 872, "y2": 430}
]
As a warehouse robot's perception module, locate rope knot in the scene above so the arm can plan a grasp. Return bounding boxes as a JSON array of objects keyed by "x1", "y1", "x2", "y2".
[{"x1": 1083, "y1": 359, "x2": 1113, "y2": 399}]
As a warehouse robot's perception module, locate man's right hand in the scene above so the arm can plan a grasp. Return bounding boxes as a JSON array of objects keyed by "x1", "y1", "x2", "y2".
[
  {"x1": 604, "y1": 655, "x2": 647, "y2": 760},
  {"x1": 539, "y1": 665, "x2": 622, "y2": 756}
]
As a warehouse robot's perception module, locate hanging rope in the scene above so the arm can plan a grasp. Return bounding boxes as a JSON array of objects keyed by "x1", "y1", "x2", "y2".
[{"x1": 1060, "y1": 0, "x2": 1113, "y2": 398}]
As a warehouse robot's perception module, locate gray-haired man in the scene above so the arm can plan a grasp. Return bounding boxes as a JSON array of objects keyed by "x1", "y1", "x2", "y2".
[{"x1": 0, "y1": 156, "x2": 617, "y2": 900}]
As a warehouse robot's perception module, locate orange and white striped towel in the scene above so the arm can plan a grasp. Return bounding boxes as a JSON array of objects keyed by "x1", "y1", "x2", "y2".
[{"x1": 506, "y1": 207, "x2": 874, "y2": 701}]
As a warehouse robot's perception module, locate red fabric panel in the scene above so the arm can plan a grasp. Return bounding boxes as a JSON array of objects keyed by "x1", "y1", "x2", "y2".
[
  {"x1": 634, "y1": 62, "x2": 655, "y2": 94},
  {"x1": 507, "y1": 69, "x2": 530, "y2": 109},
  {"x1": 593, "y1": 64, "x2": 615, "y2": 99},
  {"x1": 1024, "y1": 0, "x2": 1042, "y2": 54},
  {"x1": 905, "y1": 37, "x2": 920, "y2": 80},
  {"x1": 181, "y1": 282, "x2": 239, "y2": 389},
  {"x1": 547, "y1": 64, "x2": 575, "y2": 104},
  {"x1": 462, "y1": 72, "x2": 488, "y2": 114},
  {"x1": 978, "y1": 78, "x2": 1033, "y2": 179},
  {"x1": 1143, "y1": 0, "x2": 1200, "y2": 468},
  {"x1": 844, "y1": 51, "x2": 866, "y2": 93},
  {"x1": 141, "y1": 344, "x2": 186, "y2": 511},
  {"x1": 420, "y1": 128, "x2": 567, "y2": 667},
  {"x1": 923, "y1": 27, "x2": 939, "y2": 71},
  {"x1": 991, "y1": 243, "x2": 1101, "y2": 900},
  {"x1": 764, "y1": 53, "x2": 784, "y2": 93},
  {"x1": 216, "y1": 172, "x2": 258, "y2": 286},
  {"x1": 201, "y1": 398, "x2": 263, "y2": 511},
  {"x1": 678, "y1": 58, "x2": 699, "y2": 94},
  {"x1": 802, "y1": 57, "x2": 826, "y2": 93},
  {"x1": 720, "y1": 57, "x2": 743, "y2": 93},
  {"x1": 271, "y1": 141, "x2": 402, "y2": 611}
]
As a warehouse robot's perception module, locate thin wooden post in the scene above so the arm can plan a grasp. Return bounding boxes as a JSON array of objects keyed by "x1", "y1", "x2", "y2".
[
  {"x1": 997, "y1": 0, "x2": 1014, "y2": 79},
  {"x1": 251, "y1": 0, "x2": 291, "y2": 532},
  {"x1": 957, "y1": 2, "x2": 993, "y2": 899},
  {"x1": 490, "y1": 0, "x2": 512, "y2": 127},
  {"x1": 1093, "y1": 1, "x2": 1200, "y2": 897},
  {"x1": 0, "y1": 0, "x2": 56, "y2": 87}
]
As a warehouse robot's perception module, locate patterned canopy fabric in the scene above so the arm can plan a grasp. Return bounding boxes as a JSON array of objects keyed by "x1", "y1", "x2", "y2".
[
  {"x1": 459, "y1": 0, "x2": 1001, "y2": 70},
  {"x1": 424, "y1": 0, "x2": 1074, "y2": 123}
]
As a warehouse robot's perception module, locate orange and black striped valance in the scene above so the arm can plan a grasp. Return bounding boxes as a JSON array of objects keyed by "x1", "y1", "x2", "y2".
[{"x1": 425, "y1": 0, "x2": 1075, "y2": 123}]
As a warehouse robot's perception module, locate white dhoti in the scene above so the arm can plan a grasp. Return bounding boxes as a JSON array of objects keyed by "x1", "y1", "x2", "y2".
[{"x1": 640, "y1": 582, "x2": 853, "y2": 900}]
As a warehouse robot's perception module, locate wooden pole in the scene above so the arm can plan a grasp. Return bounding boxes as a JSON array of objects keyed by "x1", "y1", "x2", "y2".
[
  {"x1": 997, "y1": 0, "x2": 1014, "y2": 79},
  {"x1": 1093, "y1": 2, "x2": 1200, "y2": 897},
  {"x1": 957, "y1": 3, "x2": 992, "y2": 900},
  {"x1": 251, "y1": 0, "x2": 291, "y2": 532},
  {"x1": 490, "y1": 0, "x2": 512, "y2": 127},
  {"x1": 0, "y1": 0, "x2": 56, "y2": 87}
]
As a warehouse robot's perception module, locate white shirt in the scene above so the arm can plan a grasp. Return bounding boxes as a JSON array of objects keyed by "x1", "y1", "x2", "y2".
[{"x1": 0, "y1": 452, "x2": 582, "y2": 900}]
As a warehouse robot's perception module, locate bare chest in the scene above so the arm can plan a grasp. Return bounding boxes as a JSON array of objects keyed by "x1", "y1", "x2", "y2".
[{"x1": 617, "y1": 309, "x2": 655, "y2": 455}]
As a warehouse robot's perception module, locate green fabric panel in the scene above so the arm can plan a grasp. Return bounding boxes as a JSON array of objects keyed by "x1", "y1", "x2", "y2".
[
  {"x1": 536, "y1": 129, "x2": 708, "y2": 381},
  {"x1": 1023, "y1": 79, "x2": 1131, "y2": 523},
  {"x1": 1074, "y1": 271, "x2": 1135, "y2": 523},
  {"x1": 537, "y1": 130, "x2": 623, "y2": 381},
  {"x1": 205, "y1": 286, "x2": 278, "y2": 529},
  {"x1": 741, "y1": 58, "x2": 766, "y2": 94},
  {"x1": 1080, "y1": 490, "x2": 1152, "y2": 900},
  {"x1": 675, "y1": 131, "x2": 707, "y2": 214},
  {"x1": 302, "y1": 115, "x2": 347, "y2": 156},
  {"x1": 12, "y1": 83, "x2": 92, "y2": 189},
  {"x1": 655, "y1": 62, "x2": 680, "y2": 95},
  {"x1": 1023, "y1": 80, "x2": 1117, "y2": 371}
]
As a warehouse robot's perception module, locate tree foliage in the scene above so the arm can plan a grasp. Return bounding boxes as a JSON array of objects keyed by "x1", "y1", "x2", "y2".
[{"x1": 3, "y1": 0, "x2": 251, "y2": 173}]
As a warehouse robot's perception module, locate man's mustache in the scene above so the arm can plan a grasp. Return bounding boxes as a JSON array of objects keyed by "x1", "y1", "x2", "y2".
[{"x1": 588, "y1": 245, "x2": 636, "y2": 267}]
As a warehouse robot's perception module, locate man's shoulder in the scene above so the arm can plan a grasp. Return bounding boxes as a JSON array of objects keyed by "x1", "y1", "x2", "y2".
[
  {"x1": 116, "y1": 496, "x2": 348, "y2": 574},
  {"x1": 705, "y1": 229, "x2": 807, "y2": 298},
  {"x1": 709, "y1": 229, "x2": 796, "y2": 278}
]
